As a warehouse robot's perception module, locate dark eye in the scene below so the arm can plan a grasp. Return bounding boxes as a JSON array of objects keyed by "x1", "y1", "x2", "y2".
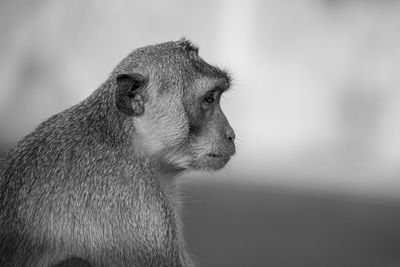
[{"x1": 204, "y1": 93, "x2": 215, "y2": 105}]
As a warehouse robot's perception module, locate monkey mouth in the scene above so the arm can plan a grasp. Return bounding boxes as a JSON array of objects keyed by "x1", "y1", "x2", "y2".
[
  {"x1": 206, "y1": 151, "x2": 234, "y2": 159},
  {"x1": 207, "y1": 153, "x2": 225, "y2": 158}
]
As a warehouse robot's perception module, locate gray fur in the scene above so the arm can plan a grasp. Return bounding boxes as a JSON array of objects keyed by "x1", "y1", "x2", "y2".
[{"x1": 0, "y1": 39, "x2": 235, "y2": 267}]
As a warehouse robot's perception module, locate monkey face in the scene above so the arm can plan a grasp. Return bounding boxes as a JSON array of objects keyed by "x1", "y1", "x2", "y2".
[
  {"x1": 132, "y1": 76, "x2": 235, "y2": 173},
  {"x1": 114, "y1": 39, "x2": 235, "y2": 173},
  {"x1": 183, "y1": 77, "x2": 236, "y2": 171}
]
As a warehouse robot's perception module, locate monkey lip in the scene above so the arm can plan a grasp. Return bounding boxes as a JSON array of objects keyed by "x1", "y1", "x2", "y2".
[
  {"x1": 206, "y1": 153, "x2": 230, "y2": 159},
  {"x1": 207, "y1": 153, "x2": 223, "y2": 158}
]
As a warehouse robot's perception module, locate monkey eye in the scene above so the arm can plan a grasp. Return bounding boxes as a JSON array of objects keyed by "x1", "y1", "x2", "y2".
[{"x1": 203, "y1": 93, "x2": 215, "y2": 105}]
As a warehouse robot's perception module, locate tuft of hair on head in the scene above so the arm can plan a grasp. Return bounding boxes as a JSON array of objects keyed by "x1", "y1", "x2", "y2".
[
  {"x1": 177, "y1": 37, "x2": 199, "y2": 55},
  {"x1": 221, "y1": 67, "x2": 233, "y2": 89}
]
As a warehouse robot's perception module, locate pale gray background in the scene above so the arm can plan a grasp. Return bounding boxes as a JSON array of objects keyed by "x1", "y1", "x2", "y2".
[{"x1": 1, "y1": 1, "x2": 400, "y2": 266}]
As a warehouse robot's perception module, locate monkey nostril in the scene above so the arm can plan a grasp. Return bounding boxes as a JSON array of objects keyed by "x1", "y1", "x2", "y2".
[
  {"x1": 227, "y1": 132, "x2": 235, "y2": 142},
  {"x1": 225, "y1": 127, "x2": 235, "y2": 142}
]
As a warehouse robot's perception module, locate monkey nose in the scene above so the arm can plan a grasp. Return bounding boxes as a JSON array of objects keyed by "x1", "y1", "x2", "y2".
[{"x1": 225, "y1": 127, "x2": 236, "y2": 142}]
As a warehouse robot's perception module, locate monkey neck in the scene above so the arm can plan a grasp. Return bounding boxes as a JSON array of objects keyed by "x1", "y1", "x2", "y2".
[{"x1": 149, "y1": 155, "x2": 187, "y2": 200}]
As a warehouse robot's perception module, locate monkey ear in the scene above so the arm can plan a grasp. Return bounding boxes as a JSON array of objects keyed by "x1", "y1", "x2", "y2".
[{"x1": 115, "y1": 73, "x2": 146, "y2": 116}]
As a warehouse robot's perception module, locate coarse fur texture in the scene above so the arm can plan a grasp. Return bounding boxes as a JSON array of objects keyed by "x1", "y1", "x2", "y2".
[{"x1": 0, "y1": 38, "x2": 235, "y2": 266}]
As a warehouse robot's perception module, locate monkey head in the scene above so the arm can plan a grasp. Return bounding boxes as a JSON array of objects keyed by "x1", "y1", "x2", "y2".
[{"x1": 113, "y1": 39, "x2": 235, "y2": 173}]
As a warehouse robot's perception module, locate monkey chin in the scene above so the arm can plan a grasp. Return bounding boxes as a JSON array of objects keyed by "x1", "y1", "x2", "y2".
[{"x1": 191, "y1": 154, "x2": 231, "y2": 172}]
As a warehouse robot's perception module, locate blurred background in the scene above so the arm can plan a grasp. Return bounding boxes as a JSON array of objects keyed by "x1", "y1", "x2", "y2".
[{"x1": 1, "y1": 0, "x2": 400, "y2": 266}]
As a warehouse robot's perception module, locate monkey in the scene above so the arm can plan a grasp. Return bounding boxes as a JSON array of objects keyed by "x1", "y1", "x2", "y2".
[{"x1": 0, "y1": 38, "x2": 236, "y2": 267}]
